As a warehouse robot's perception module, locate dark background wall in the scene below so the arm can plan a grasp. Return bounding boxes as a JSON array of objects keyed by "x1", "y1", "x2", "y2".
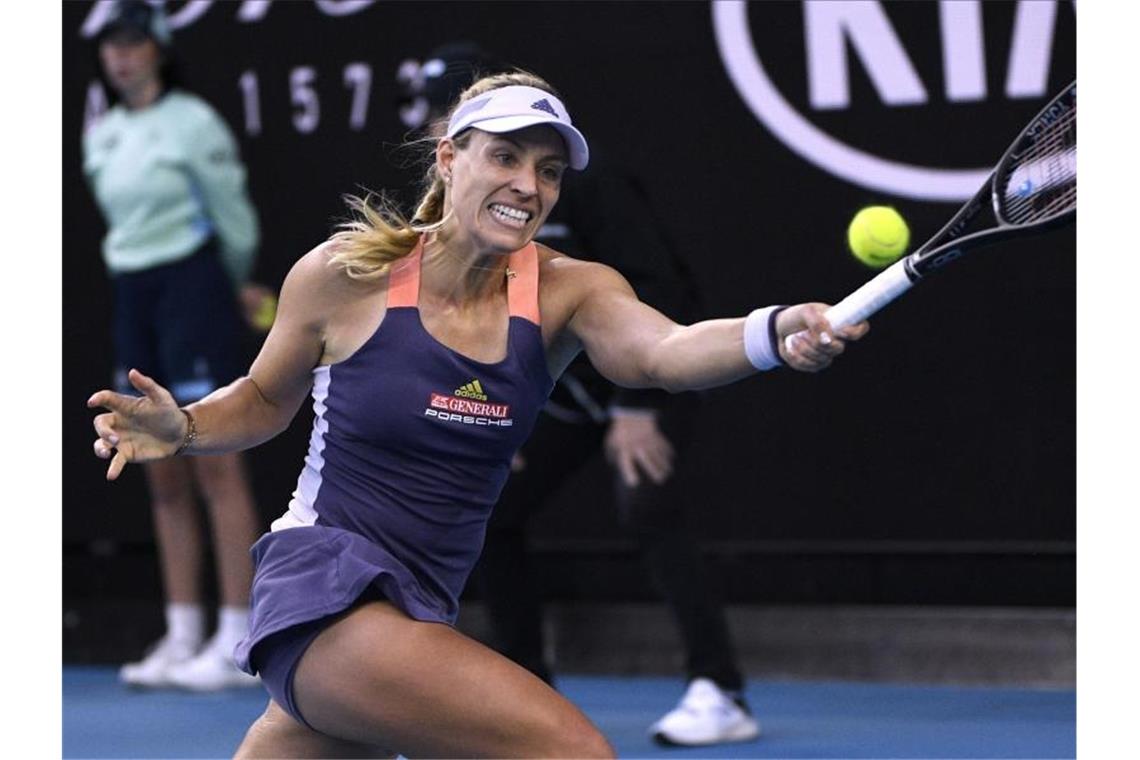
[{"x1": 63, "y1": 0, "x2": 1075, "y2": 633}]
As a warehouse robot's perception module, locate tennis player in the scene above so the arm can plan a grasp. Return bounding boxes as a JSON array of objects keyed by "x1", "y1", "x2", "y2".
[
  {"x1": 89, "y1": 71, "x2": 867, "y2": 758},
  {"x1": 403, "y1": 42, "x2": 764, "y2": 746}
]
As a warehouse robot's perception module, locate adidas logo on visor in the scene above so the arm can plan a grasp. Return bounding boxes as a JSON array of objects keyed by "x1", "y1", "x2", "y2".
[{"x1": 530, "y1": 99, "x2": 558, "y2": 117}]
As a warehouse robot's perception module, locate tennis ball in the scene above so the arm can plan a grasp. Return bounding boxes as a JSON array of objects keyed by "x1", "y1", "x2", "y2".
[
  {"x1": 252, "y1": 294, "x2": 277, "y2": 332},
  {"x1": 848, "y1": 206, "x2": 910, "y2": 268}
]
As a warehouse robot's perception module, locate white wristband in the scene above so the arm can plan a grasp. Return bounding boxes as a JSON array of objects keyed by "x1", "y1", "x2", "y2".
[{"x1": 743, "y1": 306, "x2": 786, "y2": 371}]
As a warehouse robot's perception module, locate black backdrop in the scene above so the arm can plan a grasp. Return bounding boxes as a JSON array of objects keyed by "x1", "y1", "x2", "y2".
[{"x1": 63, "y1": 1, "x2": 1075, "y2": 613}]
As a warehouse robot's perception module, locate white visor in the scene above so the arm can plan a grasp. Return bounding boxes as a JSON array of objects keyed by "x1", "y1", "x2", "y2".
[{"x1": 446, "y1": 85, "x2": 589, "y2": 170}]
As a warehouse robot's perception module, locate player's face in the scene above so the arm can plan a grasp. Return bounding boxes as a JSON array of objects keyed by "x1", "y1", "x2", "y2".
[
  {"x1": 99, "y1": 33, "x2": 162, "y2": 99},
  {"x1": 442, "y1": 126, "x2": 568, "y2": 254}
]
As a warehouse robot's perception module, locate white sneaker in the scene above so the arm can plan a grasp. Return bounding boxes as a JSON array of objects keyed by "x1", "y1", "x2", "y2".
[
  {"x1": 165, "y1": 637, "x2": 261, "y2": 692},
  {"x1": 119, "y1": 636, "x2": 199, "y2": 688},
  {"x1": 649, "y1": 678, "x2": 761, "y2": 746}
]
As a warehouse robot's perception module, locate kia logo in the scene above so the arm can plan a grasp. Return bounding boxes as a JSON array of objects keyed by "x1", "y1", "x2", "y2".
[{"x1": 712, "y1": 0, "x2": 1074, "y2": 201}]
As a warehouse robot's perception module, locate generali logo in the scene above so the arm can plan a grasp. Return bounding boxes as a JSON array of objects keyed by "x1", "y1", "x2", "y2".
[
  {"x1": 425, "y1": 380, "x2": 514, "y2": 427},
  {"x1": 712, "y1": 0, "x2": 1075, "y2": 201}
]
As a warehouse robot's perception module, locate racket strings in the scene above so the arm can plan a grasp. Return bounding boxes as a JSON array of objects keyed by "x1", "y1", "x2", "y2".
[
  {"x1": 999, "y1": 104, "x2": 1076, "y2": 225},
  {"x1": 1001, "y1": 134, "x2": 1075, "y2": 220}
]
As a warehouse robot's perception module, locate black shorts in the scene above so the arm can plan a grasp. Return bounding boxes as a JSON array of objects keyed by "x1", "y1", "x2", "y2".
[
  {"x1": 111, "y1": 240, "x2": 247, "y2": 404},
  {"x1": 248, "y1": 584, "x2": 391, "y2": 731},
  {"x1": 251, "y1": 613, "x2": 329, "y2": 730}
]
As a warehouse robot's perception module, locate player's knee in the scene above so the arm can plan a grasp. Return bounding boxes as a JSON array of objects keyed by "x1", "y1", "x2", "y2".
[
  {"x1": 235, "y1": 701, "x2": 339, "y2": 759},
  {"x1": 548, "y1": 729, "x2": 613, "y2": 758},
  {"x1": 566, "y1": 726, "x2": 616, "y2": 758},
  {"x1": 233, "y1": 709, "x2": 281, "y2": 758},
  {"x1": 543, "y1": 712, "x2": 614, "y2": 758},
  {"x1": 577, "y1": 728, "x2": 616, "y2": 758}
]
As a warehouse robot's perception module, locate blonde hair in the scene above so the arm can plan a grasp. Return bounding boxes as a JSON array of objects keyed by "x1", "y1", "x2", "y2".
[{"x1": 328, "y1": 70, "x2": 561, "y2": 280}]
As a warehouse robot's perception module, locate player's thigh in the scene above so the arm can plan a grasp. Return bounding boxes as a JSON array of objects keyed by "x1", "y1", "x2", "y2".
[{"x1": 293, "y1": 601, "x2": 613, "y2": 758}]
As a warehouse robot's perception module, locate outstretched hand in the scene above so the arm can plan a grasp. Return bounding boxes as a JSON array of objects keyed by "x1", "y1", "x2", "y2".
[
  {"x1": 87, "y1": 369, "x2": 188, "y2": 480},
  {"x1": 776, "y1": 303, "x2": 869, "y2": 372}
]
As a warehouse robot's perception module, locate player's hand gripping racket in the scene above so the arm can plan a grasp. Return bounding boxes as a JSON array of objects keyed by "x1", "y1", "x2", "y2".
[{"x1": 785, "y1": 80, "x2": 1076, "y2": 353}]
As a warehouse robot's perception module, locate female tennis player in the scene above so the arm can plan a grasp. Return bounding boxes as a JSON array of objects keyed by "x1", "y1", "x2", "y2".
[{"x1": 88, "y1": 71, "x2": 867, "y2": 758}]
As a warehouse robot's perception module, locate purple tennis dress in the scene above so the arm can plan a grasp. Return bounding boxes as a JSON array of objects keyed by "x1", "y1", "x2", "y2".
[{"x1": 234, "y1": 239, "x2": 553, "y2": 719}]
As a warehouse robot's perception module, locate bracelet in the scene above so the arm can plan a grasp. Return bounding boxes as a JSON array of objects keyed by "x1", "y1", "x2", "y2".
[
  {"x1": 743, "y1": 305, "x2": 788, "y2": 371},
  {"x1": 175, "y1": 408, "x2": 198, "y2": 456}
]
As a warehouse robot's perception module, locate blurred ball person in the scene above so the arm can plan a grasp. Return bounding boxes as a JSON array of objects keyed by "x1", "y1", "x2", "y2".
[
  {"x1": 82, "y1": 0, "x2": 268, "y2": 691},
  {"x1": 399, "y1": 43, "x2": 760, "y2": 746}
]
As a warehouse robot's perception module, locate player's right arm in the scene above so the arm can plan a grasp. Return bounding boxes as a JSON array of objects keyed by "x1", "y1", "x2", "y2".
[
  {"x1": 88, "y1": 243, "x2": 342, "y2": 479},
  {"x1": 551, "y1": 259, "x2": 866, "y2": 393}
]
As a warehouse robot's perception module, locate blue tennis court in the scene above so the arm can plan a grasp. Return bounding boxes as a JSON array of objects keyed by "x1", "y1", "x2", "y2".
[{"x1": 63, "y1": 667, "x2": 1074, "y2": 758}]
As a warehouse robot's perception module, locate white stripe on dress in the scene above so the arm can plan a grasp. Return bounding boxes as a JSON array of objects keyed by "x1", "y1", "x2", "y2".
[{"x1": 271, "y1": 366, "x2": 331, "y2": 531}]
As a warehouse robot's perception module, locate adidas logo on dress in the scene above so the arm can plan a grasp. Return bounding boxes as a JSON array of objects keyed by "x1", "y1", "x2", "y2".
[{"x1": 454, "y1": 379, "x2": 488, "y2": 401}]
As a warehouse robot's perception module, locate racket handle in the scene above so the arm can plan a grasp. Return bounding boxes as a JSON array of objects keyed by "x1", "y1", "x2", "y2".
[{"x1": 783, "y1": 259, "x2": 914, "y2": 353}]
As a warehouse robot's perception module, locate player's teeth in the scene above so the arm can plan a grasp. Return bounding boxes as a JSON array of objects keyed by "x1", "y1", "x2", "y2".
[{"x1": 490, "y1": 204, "x2": 530, "y2": 221}]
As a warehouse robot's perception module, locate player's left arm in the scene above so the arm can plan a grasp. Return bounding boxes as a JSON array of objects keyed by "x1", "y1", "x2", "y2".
[{"x1": 568, "y1": 264, "x2": 868, "y2": 392}]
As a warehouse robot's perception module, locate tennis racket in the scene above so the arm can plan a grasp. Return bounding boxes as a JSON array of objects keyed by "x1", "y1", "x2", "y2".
[{"x1": 785, "y1": 80, "x2": 1076, "y2": 352}]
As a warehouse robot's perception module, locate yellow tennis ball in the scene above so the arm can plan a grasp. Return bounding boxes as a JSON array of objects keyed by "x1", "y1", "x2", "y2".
[
  {"x1": 252, "y1": 294, "x2": 277, "y2": 332},
  {"x1": 848, "y1": 206, "x2": 910, "y2": 268}
]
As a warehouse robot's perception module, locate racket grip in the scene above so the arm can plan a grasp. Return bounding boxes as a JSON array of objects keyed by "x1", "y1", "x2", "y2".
[{"x1": 783, "y1": 260, "x2": 914, "y2": 354}]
